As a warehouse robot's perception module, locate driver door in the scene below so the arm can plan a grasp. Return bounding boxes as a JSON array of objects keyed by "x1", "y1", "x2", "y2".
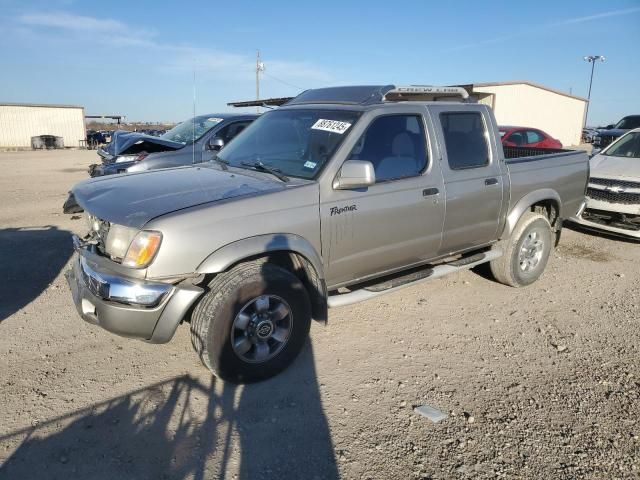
[{"x1": 320, "y1": 113, "x2": 445, "y2": 288}]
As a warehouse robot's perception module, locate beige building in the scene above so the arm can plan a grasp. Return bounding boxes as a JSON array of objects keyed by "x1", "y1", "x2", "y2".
[
  {"x1": 0, "y1": 103, "x2": 86, "y2": 148},
  {"x1": 459, "y1": 81, "x2": 587, "y2": 147}
]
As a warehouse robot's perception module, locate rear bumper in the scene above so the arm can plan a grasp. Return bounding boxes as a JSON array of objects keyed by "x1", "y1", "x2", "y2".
[{"x1": 65, "y1": 248, "x2": 203, "y2": 343}]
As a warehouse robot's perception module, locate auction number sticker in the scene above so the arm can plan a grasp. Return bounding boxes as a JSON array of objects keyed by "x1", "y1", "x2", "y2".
[
  {"x1": 207, "y1": 117, "x2": 224, "y2": 123},
  {"x1": 311, "y1": 119, "x2": 352, "y2": 134}
]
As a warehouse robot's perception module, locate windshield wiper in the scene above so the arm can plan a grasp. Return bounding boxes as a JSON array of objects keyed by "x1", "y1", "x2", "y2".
[{"x1": 240, "y1": 161, "x2": 289, "y2": 182}]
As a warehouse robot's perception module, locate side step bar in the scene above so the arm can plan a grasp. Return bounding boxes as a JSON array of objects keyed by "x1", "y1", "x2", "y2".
[{"x1": 327, "y1": 249, "x2": 502, "y2": 308}]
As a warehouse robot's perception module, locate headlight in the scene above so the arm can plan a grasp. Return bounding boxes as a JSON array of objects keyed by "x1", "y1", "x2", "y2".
[
  {"x1": 122, "y1": 231, "x2": 163, "y2": 268},
  {"x1": 105, "y1": 224, "x2": 139, "y2": 259},
  {"x1": 115, "y1": 153, "x2": 148, "y2": 163}
]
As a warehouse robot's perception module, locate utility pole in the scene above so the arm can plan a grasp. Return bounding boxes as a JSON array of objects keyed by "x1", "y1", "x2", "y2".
[
  {"x1": 583, "y1": 55, "x2": 605, "y2": 127},
  {"x1": 256, "y1": 50, "x2": 265, "y2": 113}
]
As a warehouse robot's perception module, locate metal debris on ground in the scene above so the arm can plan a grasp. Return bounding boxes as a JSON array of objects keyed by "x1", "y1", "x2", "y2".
[{"x1": 414, "y1": 404, "x2": 448, "y2": 423}]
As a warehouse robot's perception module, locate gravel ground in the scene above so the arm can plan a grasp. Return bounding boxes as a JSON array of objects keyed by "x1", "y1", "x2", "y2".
[{"x1": 0, "y1": 150, "x2": 638, "y2": 480}]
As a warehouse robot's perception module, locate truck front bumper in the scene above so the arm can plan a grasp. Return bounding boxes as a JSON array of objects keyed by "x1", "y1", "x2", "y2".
[
  {"x1": 65, "y1": 249, "x2": 203, "y2": 343},
  {"x1": 570, "y1": 197, "x2": 640, "y2": 239}
]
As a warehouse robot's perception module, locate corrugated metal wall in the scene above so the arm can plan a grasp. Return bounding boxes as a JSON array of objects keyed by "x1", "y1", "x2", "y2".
[
  {"x1": 0, "y1": 105, "x2": 86, "y2": 148},
  {"x1": 472, "y1": 84, "x2": 586, "y2": 146}
]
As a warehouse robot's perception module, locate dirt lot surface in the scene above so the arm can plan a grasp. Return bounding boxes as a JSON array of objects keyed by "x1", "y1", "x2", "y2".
[{"x1": 0, "y1": 150, "x2": 639, "y2": 480}]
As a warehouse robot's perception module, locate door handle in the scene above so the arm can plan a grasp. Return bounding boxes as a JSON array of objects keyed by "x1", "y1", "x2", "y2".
[
  {"x1": 484, "y1": 178, "x2": 499, "y2": 186},
  {"x1": 422, "y1": 187, "x2": 439, "y2": 197}
]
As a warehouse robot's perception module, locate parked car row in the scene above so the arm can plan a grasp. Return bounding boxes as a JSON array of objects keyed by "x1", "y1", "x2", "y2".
[{"x1": 64, "y1": 84, "x2": 591, "y2": 383}]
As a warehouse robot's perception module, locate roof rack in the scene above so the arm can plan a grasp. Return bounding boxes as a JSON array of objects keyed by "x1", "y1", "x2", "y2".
[
  {"x1": 227, "y1": 85, "x2": 471, "y2": 109},
  {"x1": 384, "y1": 86, "x2": 469, "y2": 102}
]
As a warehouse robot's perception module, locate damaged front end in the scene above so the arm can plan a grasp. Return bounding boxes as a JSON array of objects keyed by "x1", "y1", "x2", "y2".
[
  {"x1": 65, "y1": 210, "x2": 203, "y2": 343},
  {"x1": 89, "y1": 130, "x2": 183, "y2": 177}
]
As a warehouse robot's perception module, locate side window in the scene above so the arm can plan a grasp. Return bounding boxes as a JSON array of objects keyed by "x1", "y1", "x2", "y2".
[
  {"x1": 507, "y1": 131, "x2": 526, "y2": 146},
  {"x1": 526, "y1": 130, "x2": 544, "y2": 143},
  {"x1": 347, "y1": 115, "x2": 428, "y2": 182},
  {"x1": 440, "y1": 112, "x2": 489, "y2": 170},
  {"x1": 216, "y1": 121, "x2": 252, "y2": 144}
]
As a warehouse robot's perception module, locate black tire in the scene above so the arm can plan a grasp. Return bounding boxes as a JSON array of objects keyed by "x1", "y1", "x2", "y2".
[
  {"x1": 190, "y1": 261, "x2": 311, "y2": 383},
  {"x1": 490, "y1": 211, "x2": 553, "y2": 287}
]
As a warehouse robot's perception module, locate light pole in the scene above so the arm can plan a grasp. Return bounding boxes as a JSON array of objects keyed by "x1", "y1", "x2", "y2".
[
  {"x1": 256, "y1": 50, "x2": 265, "y2": 113},
  {"x1": 583, "y1": 55, "x2": 605, "y2": 127}
]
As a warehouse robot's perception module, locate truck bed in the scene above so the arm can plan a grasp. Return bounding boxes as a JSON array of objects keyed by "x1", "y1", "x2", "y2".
[{"x1": 505, "y1": 147, "x2": 589, "y2": 223}]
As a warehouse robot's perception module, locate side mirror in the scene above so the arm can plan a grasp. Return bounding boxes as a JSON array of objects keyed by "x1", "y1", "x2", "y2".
[
  {"x1": 605, "y1": 124, "x2": 615, "y2": 130},
  {"x1": 334, "y1": 160, "x2": 375, "y2": 190},
  {"x1": 207, "y1": 137, "x2": 224, "y2": 151}
]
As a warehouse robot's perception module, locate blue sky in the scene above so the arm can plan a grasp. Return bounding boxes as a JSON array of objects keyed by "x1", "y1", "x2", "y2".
[{"x1": 0, "y1": 0, "x2": 638, "y2": 125}]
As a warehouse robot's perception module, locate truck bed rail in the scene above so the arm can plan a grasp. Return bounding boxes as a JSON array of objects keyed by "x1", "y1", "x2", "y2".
[{"x1": 503, "y1": 146, "x2": 571, "y2": 159}]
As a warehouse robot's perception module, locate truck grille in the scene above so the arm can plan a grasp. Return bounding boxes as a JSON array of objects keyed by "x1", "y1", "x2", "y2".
[
  {"x1": 595, "y1": 135, "x2": 617, "y2": 148},
  {"x1": 587, "y1": 188, "x2": 640, "y2": 205},
  {"x1": 589, "y1": 177, "x2": 640, "y2": 190},
  {"x1": 583, "y1": 208, "x2": 640, "y2": 231}
]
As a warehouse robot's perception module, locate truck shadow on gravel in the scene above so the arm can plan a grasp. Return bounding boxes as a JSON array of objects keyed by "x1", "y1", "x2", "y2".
[
  {"x1": 0, "y1": 344, "x2": 338, "y2": 480},
  {"x1": 0, "y1": 226, "x2": 73, "y2": 323}
]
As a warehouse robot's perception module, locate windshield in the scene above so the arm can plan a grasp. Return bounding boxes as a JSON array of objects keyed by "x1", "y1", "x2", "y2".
[
  {"x1": 161, "y1": 116, "x2": 223, "y2": 145},
  {"x1": 603, "y1": 131, "x2": 640, "y2": 158},
  {"x1": 217, "y1": 109, "x2": 361, "y2": 179},
  {"x1": 614, "y1": 116, "x2": 640, "y2": 130}
]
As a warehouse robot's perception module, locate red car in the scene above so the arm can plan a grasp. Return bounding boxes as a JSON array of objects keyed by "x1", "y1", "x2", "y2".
[{"x1": 499, "y1": 126, "x2": 562, "y2": 149}]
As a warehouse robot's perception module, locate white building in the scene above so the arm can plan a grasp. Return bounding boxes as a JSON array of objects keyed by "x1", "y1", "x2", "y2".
[
  {"x1": 459, "y1": 81, "x2": 587, "y2": 147},
  {"x1": 0, "y1": 103, "x2": 86, "y2": 148}
]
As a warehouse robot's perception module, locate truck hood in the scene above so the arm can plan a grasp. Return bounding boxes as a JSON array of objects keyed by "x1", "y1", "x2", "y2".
[
  {"x1": 596, "y1": 128, "x2": 627, "y2": 137},
  {"x1": 103, "y1": 130, "x2": 184, "y2": 159},
  {"x1": 72, "y1": 165, "x2": 286, "y2": 228},
  {"x1": 590, "y1": 154, "x2": 640, "y2": 180}
]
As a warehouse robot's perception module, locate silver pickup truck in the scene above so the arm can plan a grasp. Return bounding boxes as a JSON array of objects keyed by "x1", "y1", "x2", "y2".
[{"x1": 65, "y1": 85, "x2": 589, "y2": 382}]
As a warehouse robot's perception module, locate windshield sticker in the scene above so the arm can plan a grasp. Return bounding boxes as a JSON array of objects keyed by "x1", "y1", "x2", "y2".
[
  {"x1": 207, "y1": 118, "x2": 224, "y2": 124},
  {"x1": 304, "y1": 161, "x2": 317, "y2": 169},
  {"x1": 311, "y1": 119, "x2": 352, "y2": 134}
]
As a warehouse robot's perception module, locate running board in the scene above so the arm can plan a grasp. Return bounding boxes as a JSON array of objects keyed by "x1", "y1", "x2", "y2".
[{"x1": 327, "y1": 249, "x2": 502, "y2": 308}]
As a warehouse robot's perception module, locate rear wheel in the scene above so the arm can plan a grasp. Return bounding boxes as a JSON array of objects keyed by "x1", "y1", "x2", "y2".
[
  {"x1": 490, "y1": 211, "x2": 553, "y2": 287},
  {"x1": 190, "y1": 261, "x2": 311, "y2": 383}
]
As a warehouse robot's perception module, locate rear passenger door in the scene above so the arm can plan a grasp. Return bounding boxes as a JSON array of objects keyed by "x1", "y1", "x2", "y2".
[{"x1": 431, "y1": 106, "x2": 505, "y2": 255}]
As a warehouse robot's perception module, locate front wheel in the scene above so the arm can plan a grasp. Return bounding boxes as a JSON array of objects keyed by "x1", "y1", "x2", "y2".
[
  {"x1": 190, "y1": 261, "x2": 312, "y2": 383},
  {"x1": 490, "y1": 211, "x2": 553, "y2": 287}
]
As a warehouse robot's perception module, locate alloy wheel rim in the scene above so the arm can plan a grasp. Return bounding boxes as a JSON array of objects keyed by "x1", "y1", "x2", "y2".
[
  {"x1": 518, "y1": 230, "x2": 544, "y2": 273},
  {"x1": 230, "y1": 294, "x2": 293, "y2": 363}
]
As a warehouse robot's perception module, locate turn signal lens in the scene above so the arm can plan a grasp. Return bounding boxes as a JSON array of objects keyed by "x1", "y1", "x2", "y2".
[{"x1": 122, "y1": 231, "x2": 162, "y2": 268}]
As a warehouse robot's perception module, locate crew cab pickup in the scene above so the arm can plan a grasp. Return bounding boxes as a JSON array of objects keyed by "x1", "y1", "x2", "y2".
[{"x1": 65, "y1": 85, "x2": 589, "y2": 382}]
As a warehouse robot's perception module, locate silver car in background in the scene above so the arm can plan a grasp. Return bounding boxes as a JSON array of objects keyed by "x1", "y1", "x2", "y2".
[
  {"x1": 90, "y1": 113, "x2": 258, "y2": 176},
  {"x1": 572, "y1": 128, "x2": 640, "y2": 238}
]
